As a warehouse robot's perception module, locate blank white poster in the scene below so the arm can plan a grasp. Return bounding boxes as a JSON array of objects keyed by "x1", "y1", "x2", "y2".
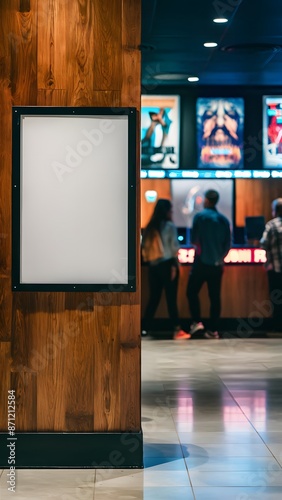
[{"x1": 20, "y1": 115, "x2": 129, "y2": 285}]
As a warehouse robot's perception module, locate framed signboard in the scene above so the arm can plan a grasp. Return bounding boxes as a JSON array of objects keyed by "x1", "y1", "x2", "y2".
[
  {"x1": 141, "y1": 95, "x2": 180, "y2": 169},
  {"x1": 196, "y1": 97, "x2": 244, "y2": 169},
  {"x1": 12, "y1": 107, "x2": 137, "y2": 292},
  {"x1": 263, "y1": 96, "x2": 282, "y2": 168}
]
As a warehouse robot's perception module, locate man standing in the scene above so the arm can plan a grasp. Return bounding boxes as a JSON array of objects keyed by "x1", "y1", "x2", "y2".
[
  {"x1": 187, "y1": 189, "x2": 231, "y2": 338},
  {"x1": 260, "y1": 198, "x2": 282, "y2": 332}
]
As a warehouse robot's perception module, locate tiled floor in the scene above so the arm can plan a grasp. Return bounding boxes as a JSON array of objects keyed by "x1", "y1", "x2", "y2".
[{"x1": 1, "y1": 336, "x2": 282, "y2": 499}]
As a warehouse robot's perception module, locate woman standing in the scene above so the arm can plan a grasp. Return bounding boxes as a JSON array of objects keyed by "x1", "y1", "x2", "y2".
[{"x1": 142, "y1": 199, "x2": 190, "y2": 339}]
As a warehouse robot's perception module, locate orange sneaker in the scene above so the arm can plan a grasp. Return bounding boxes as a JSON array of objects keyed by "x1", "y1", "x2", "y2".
[{"x1": 173, "y1": 330, "x2": 191, "y2": 340}]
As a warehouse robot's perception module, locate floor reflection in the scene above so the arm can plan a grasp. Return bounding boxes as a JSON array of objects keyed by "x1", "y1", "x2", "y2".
[{"x1": 1, "y1": 338, "x2": 282, "y2": 499}]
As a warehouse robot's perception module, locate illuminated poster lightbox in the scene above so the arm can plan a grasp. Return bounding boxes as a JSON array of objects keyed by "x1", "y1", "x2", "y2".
[
  {"x1": 196, "y1": 97, "x2": 244, "y2": 169},
  {"x1": 141, "y1": 95, "x2": 180, "y2": 169},
  {"x1": 263, "y1": 96, "x2": 282, "y2": 168},
  {"x1": 12, "y1": 107, "x2": 136, "y2": 292}
]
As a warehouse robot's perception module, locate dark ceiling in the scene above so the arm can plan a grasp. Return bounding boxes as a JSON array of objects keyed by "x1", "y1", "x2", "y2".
[{"x1": 141, "y1": 0, "x2": 282, "y2": 88}]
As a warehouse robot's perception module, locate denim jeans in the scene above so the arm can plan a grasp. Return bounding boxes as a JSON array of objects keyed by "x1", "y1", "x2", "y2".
[{"x1": 187, "y1": 258, "x2": 223, "y2": 331}]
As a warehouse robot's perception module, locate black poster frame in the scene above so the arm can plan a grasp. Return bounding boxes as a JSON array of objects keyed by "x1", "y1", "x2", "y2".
[{"x1": 12, "y1": 106, "x2": 137, "y2": 292}]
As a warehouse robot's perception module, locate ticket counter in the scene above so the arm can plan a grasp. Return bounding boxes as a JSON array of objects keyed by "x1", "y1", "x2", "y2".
[{"x1": 142, "y1": 247, "x2": 271, "y2": 330}]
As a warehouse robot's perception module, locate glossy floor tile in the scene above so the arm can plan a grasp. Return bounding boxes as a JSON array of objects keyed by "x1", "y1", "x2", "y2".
[{"x1": 1, "y1": 337, "x2": 282, "y2": 499}]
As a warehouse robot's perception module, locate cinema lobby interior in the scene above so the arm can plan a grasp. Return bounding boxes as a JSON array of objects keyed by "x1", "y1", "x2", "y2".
[{"x1": 1, "y1": 1, "x2": 282, "y2": 499}]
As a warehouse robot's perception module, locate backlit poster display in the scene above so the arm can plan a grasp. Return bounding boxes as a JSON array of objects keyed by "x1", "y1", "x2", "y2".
[
  {"x1": 196, "y1": 98, "x2": 244, "y2": 169},
  {"x1": 263, "y1": 96, "x2": 282, "y2": 168},
  {"x1": 12, "y1": 107, "x2": 137, "y2": 291},
  {"x1": 141, "y1": 95, "x2": 180, "y2": 169}
]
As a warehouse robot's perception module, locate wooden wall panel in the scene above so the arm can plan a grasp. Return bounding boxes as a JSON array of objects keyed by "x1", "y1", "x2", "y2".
[
  {"x1": 120, "y1": 300, "x2": 141, "y2": 431},
  {"x1": 65, "y1": 310, "x2": 95, "y2": 432},
  {"x1": 0, "y1": 343, "x2": 11, "y2": 429},
  {"x1": 91, "y1": 90, "x2": 121, "y2": 107},
  {"x1": 37, "y1": 0, "x2": 67, "y2": 90},
  {"x1": 0, "y1": 0, "x2": 141, "y2": 436},
  {"x1": 236, "y1": 178, "x2": 282, "y2": 227},
  {"x1": 11, "y1": 3, "x2": 37, "y2": 104},
  {"x1": 11, "y1": 371, "x2": 37, "y2": 431},
  {"x1": 11, "y1": 294, "x2": 32, "y2": 371},
  {"x1": 121, "y1": 0, "x2": 141, "y2": 107},
  {"x1": 66, "y1": 0, "x2": 96, "y2": 106},
  {"x1": 142, "y1": 265, "x2": 270, "y2": 319},
  {"x1": 0, "y1": 279, "x2": 12, "y2": 341},
  {"x1": 27, "y1": 294, "x2": 66, "y2": 431},
  {"x1": 93, "y1": 0, "x2": 122, "y2": 91},
  {"x1": 141, "y1": 179, "x2": 172, "y2": 228},
  {"x1": 93, "y1": 305, "x2": 121, "y2": 431},
  {"x1": 0, "y1": 2, "x2": 13, "y2": 281},
  {"x1": 37, "y1": 89, "x2": 67, "y2": 106}
]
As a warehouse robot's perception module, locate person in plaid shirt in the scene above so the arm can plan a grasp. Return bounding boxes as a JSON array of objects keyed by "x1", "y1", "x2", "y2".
[{"x1": 260, "y1": 198, "x2": 282, "y2": 332}]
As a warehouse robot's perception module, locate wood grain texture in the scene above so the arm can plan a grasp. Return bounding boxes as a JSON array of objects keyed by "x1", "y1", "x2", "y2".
[
  {"x1": 11, "y1": 3, "x2": 37, "y2": 104},
  {"x1": 11, "y1": 371, "x2": 37, "y2": 431},
  {"x1": 120, "y1": 303, "x2": 141, "y2": 431},
  {"x1": 121, "y1": 0, "x2": 141, "y2": 107},
  {"x1": 0, "y1": 279, "x2": 12, "y2": 341},
  {"x1": 0, "y1": 1, "x2": 13, "y2": 280},
  {"x1": 142, "y1": 265, "x2": 270, "y2": 319},
  {"x1": 141, "y1": 179, "x2": 172, "y2": 228},
  {"x1": 65, "y1": 292, "x2": 94, "y2": 312},
  {"x1": 37, "y1": 0, "x2": 66, "y2": 90},
  {"x1": 93, "y1": 0, "x2": 122, "y2": 91},
  {"x1": 91, "y1": 90, "x2": 121, "y2": 107},
  {"x1": 65, "y1": 309, "x2": 95, "y2": 432},
  {"x1": 236, "y1": 179, "x2": 282, "y2": 227},
  {"x1": 65, "y1": 0, "x2": 95, "y2": 105},
  {"x1": 93, "y1": 305, "x2": 121, "y2": 431},
  {"x1": 37, "y1": 89, "x2": 67, "y2": 106},
  {"x1": 29, "y1": 294, "x2": 67, "y2": 431},
  {"x1": 0, "y1": 342, "x2": 11, "y2": 429},
  {"x1": 20, "y1": 0, "x2": 31, "y2": 12},
  {"x1": 11, "y1": 294, "x2": 32, "y2": 371},
  {"x1": 0, "y1": 0, "x2": 141, "y2": 434}
]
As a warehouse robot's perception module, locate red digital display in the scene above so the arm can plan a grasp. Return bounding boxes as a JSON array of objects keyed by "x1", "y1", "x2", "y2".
[{"x1": 178, "y1": 247, "x2": 266, "y2": 265}]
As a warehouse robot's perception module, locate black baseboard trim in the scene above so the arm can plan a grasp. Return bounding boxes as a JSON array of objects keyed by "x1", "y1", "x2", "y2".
[{"x1": 0, "y1": 431, "x2": 143, "y2": 469}]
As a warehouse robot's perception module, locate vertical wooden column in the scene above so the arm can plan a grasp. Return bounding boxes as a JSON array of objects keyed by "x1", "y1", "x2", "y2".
[{"x1": 0, "y1": 0, "x2": 142, "y2": 467}]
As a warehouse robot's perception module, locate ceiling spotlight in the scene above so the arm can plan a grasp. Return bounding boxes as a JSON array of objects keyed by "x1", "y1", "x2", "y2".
[
  {"x1": 153, "y1": 73, "x2": 189, "y2": 80},
  {"x1": 187, "y1": 76, "x2": 199, "y2": 82},
  {"x1": 203, "y1": 42, "x2": 218, "y2": 48},
  {"x1": 213, "y1": 18, "x2": 228, "y2": 23}
]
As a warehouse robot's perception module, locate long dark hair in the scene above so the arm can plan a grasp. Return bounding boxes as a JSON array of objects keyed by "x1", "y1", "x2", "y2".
[{"x1": 143, "y1": 199, "x2": 172, "y2": 241}]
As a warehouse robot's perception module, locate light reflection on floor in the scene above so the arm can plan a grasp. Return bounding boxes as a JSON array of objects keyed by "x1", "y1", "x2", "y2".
[{"x1": 1, "y1": 337, "x2": 282, "y2": 499}]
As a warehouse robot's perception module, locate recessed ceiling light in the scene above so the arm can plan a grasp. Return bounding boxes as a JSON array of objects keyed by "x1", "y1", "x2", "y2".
[
  {"x1": 213, "y1": 18, "x2": 228, "y2": 23},
  {"x1": 153, "y1": 73, "x2": 189, "y2": 80},
  {"x1": 203, "y1": 42, "x2": 218, "y2": 48},
  {"x1": 187, "y1": 76, "x2": 199, "y2": 82}
]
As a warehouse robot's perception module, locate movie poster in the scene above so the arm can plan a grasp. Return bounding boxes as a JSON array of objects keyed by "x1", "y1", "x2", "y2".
[
  {"x1": 263, "y1": 96, "x2": 282, "y2": 168},
  {"x1": 196, "y1": 98, "x2": 244, "y2": 169},
  {"x1": 141, "y1": 95, "x2": 180, "y2": 169}
]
